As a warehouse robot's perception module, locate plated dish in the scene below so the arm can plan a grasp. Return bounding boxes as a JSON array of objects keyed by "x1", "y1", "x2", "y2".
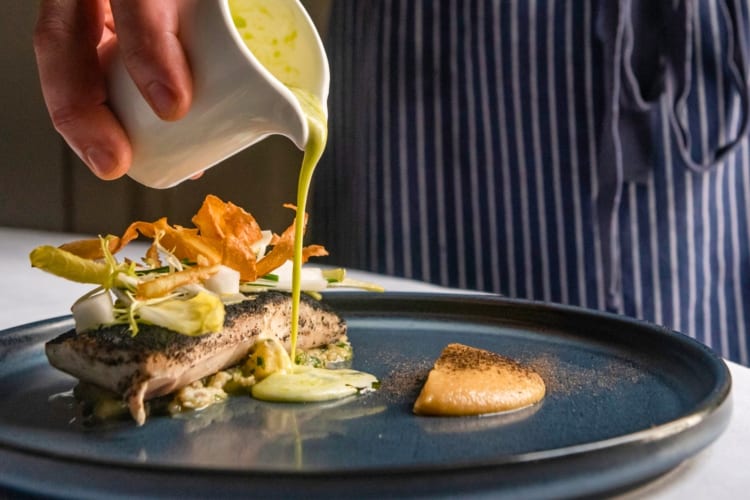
[{"x1": 0, "y1": 293, "x2": 732, "y2": 499}]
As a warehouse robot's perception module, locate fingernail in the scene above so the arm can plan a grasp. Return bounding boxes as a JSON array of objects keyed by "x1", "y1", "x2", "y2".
[
  {"x1": 147, "y1": 81, "x2": 177, "y2": 118},
  {"x1": 85, "y1": 147, "x2": 117, "y2": 178}
]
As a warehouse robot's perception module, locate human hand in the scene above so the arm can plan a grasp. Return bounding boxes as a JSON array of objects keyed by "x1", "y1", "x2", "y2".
[{"x1": 33, "y1": 0, "x2": 193, "y2": 180}]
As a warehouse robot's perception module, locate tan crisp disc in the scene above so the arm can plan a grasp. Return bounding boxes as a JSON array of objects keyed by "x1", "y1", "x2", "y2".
[{"x1": 413, "y1": 343, "x2": 545, "y2": 416}]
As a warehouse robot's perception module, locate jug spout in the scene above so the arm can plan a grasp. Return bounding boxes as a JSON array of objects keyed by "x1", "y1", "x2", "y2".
[{"x1": 107, "y1": 0, "x2": 329, "y2": 189}]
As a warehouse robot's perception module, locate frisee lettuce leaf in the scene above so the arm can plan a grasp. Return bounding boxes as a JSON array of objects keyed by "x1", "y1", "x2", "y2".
[{"x1": 126, "y1": 291, "x2": 225, "y2": 336}]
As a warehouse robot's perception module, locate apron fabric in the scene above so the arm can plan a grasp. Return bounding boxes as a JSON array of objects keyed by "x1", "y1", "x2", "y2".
[{"x1": 312, "y1": 0, "x2": 750, "y2": 365}]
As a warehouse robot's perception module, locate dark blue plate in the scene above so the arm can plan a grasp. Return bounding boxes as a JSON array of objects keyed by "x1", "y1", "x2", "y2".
[{"x1": 0, "y1": 293, "x2": 732, "y2": 499}]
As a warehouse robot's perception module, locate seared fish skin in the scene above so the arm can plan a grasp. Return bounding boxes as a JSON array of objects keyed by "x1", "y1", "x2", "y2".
[{"x1": 45, "y1": 292, "x2": 346, "y2": 425}]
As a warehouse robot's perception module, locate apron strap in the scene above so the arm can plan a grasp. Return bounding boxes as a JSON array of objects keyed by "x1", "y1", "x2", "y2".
[{"x1": 596, "y1": 0, "x2": 750, "y2": 310}]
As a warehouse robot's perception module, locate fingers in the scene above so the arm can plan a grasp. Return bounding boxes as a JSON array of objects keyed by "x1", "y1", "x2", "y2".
[
  {"x1": 34, "y1": 0, "x2": 131, "y2": 179},
  {"x1": 110, "y1": 0, "x2": 192, "y2": 121},
  {"x1": 34, "y1": 0, "x2": 194, "y2": 180}
]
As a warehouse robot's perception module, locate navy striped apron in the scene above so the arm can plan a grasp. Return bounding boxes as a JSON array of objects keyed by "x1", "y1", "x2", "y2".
[{"x1": 312, "y1": 0, "x2": 750, "y2": 365}]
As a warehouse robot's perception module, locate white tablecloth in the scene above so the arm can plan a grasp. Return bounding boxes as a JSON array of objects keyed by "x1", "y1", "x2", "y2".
[{"x1": 1, "y1": 227, "x2": 747, "y2": 499}]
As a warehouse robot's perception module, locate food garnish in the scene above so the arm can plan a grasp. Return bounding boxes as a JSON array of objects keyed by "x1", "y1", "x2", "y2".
[{"x1": 30, "y1": 194, "x2": 380, "y2": 337}]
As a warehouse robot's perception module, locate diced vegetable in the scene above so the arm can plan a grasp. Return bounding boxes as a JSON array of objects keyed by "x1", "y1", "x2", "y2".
[
  {"x1": 203, "y1": 265, "x2": 241, "y2": 295},
  {"x1": 71, "y1": 290, "x2": 115, "y2": 333},
  {"x1": 251, "y1": 230, "x2": 274, "y2": 260},
  {"x1": 322, "y1": 268, "x2": 346, "y2": 282},
  {"x1": 245, "y1": 337, "x2": 293, "y2": 380},
  {"x1": 270, "y1": 260, "x2": 329, "y2": 292}
]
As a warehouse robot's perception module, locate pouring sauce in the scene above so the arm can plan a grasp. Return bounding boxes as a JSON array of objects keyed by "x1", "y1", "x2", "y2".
[{"x1": 230, "y1": 0, "x2": 377, "y2": 401}]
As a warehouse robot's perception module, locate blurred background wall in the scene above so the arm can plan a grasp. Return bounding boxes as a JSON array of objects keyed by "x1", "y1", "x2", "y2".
[{"x1": 0, "y1": 1, "x2": 330, "y2": 236}]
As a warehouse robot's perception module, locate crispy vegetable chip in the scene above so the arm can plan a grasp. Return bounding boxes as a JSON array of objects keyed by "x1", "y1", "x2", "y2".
[
  {"x1": 43, "y1": 195, "x2": 326, "y2": 284},
  {"x1": 137, "y1": 265, "x2": 221, "y2": 300},
  {"x1": 193, "y1": 194, "x2": 263, "y2": 243},
  {"x1": 255, "y1": 205, "x2": 327, "y2": 277}
]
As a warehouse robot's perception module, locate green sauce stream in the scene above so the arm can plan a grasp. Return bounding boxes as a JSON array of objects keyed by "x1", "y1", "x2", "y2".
[
  {"x1": 288, "y1": 87, "x2": 327, "y2": 362},
  {"x1": 229, "y1": 0, "x2": 326, "y2": 362},
  {"x1": 231, "y1": 1, "x2": 377, "y2": 401}
]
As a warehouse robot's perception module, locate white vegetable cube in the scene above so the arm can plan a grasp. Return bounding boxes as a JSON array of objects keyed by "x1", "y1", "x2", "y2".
[
  {"x1": 203, "y1": 265, "x2": 241, "y2": 295},
  {"x1": 71, "y1": 291, "x2": 115, "y2": 333},
  {"x1": 251, "y1": 230, "x2": 274, "y2": 260},
  {"x1": 272, "y1": 261, "x2": 329, "y2": 292}
]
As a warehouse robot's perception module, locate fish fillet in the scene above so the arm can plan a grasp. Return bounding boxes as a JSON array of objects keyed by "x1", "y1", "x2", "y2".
[{"x1": 45, "y1": 291, "x2": 346, "y2": 424}]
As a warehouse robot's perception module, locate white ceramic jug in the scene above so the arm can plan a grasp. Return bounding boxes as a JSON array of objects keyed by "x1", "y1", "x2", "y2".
[{"x1": 107, "y1": 0, "x2": 329, "y2": 189}]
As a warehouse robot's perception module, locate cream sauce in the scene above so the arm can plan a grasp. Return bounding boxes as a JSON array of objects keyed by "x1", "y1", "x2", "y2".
[{"x1": 252, "y1": 366, "x2": 378, "y2": 402}]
